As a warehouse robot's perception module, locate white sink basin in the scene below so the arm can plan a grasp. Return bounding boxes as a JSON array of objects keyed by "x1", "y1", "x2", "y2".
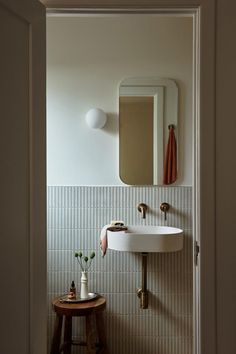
[{"x1": 107, "y1": 226, "x2": 183, "y2": 253}]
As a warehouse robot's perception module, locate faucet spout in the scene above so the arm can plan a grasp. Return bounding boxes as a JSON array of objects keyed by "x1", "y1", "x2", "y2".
[
  {"x1": 160, "y1": 202, "x2": 170, "y2": 221},
  {"x1": 137, "y1": 203, "x2": 148, "y2": 219}
]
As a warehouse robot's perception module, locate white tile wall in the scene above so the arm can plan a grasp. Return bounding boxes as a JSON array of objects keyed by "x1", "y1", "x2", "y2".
[{"x1": 47, "y1": 186, "x2": 193, "y2": 354}]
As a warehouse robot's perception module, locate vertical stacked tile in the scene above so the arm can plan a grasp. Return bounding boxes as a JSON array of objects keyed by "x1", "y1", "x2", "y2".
[{"x1": 47, "y1": 186, "x2": 193, "y2": 354}]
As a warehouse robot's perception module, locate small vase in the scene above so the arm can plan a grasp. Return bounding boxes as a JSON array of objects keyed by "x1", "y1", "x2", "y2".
[{"x1": 80, "y1": 271, "x2": 88, "y2": 299}]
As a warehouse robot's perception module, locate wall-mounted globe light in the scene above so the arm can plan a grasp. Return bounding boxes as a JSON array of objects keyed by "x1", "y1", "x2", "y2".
[{"x1": 85, "y1": 108, "x2": 107, "y2": 129}]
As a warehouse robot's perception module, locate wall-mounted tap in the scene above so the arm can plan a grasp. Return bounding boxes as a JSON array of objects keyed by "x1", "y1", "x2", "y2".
[
  {"x1": 160, "y1": 202, "x2": 170, "y2": 220},
  {"x1": 137, "y1": 203, "x2": 148, "y2": 219}
]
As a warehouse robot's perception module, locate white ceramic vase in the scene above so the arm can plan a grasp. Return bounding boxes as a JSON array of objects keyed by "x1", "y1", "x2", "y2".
[{"x1": 80, "y1": 271, "x2": 88, "y2": 299}]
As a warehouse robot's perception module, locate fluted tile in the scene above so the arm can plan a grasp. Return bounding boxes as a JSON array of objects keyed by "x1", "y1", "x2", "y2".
[{"x1": 47, "y1": 186, "x2": 193, "y2": 353}]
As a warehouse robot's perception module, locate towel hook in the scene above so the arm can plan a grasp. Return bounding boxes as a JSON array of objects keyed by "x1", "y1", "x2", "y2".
[{"x1": 168, "y1": 124, "x2": 175, "y2": 130}]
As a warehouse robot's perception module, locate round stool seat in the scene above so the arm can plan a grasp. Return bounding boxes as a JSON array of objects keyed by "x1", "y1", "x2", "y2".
[
  {"x1": 50, "y1": 295, "x2": 108, "y2": 354},
  {"x1": 52, "y1": 295, "x2": 106, "y2": 316}
]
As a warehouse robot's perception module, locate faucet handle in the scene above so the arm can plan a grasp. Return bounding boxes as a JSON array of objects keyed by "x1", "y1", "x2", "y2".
[
  {"x1": 160, "y1": 202, "x2": 170, "y2": 221},
  {"x1": 137, "y1": 203, "x2": 148, "y2": 219}
]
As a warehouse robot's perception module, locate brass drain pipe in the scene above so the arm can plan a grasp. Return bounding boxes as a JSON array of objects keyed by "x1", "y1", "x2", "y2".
[{"x1": 137, "y1": 252, "x2": 149, "y2": 309}]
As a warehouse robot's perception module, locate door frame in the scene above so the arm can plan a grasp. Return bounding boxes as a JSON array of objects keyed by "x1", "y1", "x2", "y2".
[
  {"x1": 45, "y1": 2, "x2": 216, "y2": 354},
  {"x1": 0, "y1": 0, "x2": 46, "y2": 353}
]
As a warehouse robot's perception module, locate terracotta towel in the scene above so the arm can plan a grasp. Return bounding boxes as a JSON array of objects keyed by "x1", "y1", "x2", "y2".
[
  {"x1": 163, "y1": 126, "x2": 177, "y2": 184},
  {"x1": 100, "y1": 221, "x2": 127, "y2": 257}
]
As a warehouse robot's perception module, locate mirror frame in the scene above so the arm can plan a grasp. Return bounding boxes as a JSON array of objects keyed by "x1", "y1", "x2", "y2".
[{"x1": 119, "y1": 77, "x2": 178, "y2": 185}]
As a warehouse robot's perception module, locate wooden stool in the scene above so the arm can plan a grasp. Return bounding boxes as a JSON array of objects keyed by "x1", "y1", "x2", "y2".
[{"x1": 50, "y1": 295, "x2": 108, "y2": 354}]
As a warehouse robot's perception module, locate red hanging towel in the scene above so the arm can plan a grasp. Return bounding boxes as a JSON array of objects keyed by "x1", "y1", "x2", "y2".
[{"x1": 163, "y1": 125, "x2": 177, "y2": 184}]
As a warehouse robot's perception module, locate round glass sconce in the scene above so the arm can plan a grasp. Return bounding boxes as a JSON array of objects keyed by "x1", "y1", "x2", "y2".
[{"x1": 85, "y1": 108, "x2": 107, "y2": 129}]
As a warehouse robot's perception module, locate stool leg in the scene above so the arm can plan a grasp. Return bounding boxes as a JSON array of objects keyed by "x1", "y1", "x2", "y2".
[
  {"x1": 86, "y1": 314, "x2": 96, "y2": 354},
  {"x1": 64, "y1": 316, "x2": 72, "y2": 354},
  {"x1": 50, "y1": 313, "x2": 63, "y2": 354},
  {"x1": 95, "y1": 313, "x2": 108, "y2": 354}
]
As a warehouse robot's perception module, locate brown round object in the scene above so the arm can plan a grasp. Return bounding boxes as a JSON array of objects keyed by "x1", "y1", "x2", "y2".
[{"x1": 52, "y1": 295, "x2": 106, "y2": 317}]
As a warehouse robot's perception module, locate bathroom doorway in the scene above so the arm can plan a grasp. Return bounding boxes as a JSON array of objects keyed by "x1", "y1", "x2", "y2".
[
  {"x1": 46, "y1": 8, "x2": 208, "y2": 354},
  {"x1": 0, "y1": 0, "x2": 218, "y2": 353}
]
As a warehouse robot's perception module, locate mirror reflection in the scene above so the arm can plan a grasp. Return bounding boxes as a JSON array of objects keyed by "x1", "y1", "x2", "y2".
[{"x1": 119, "y1": 77, "x2": 178, "y2": 185}]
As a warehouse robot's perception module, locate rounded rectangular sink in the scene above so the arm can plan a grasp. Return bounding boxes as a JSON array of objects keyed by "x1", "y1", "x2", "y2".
[{"x1": 107, "y1": 226, "x2": 183, "y2": 253}]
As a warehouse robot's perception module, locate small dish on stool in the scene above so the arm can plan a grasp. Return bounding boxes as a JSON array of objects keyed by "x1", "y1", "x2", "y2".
[{"x1": 59, "y1": 292, "x2": 98, "y2": 303}]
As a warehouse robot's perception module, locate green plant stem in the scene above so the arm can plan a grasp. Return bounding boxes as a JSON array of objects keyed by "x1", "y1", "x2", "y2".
[
  {"x1": 76, "y1": 255, "x2": 94, "y2": 272},
  {"x1": 76, "y1": 257, "x2": 84, "y2": 271},
  {"x1": 77, "y1": 258, "x2": 92, "y2": 271},
  {"x1": 86, "y1": 260, "x2": 92, "y2": 271}
]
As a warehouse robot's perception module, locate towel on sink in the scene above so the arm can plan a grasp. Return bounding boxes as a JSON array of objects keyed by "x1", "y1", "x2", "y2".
[{"x1": 100, "y1": 221, "x2": 127, "y2": 257}]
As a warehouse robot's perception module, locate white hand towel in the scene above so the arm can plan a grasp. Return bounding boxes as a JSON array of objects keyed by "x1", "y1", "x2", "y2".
[
  {"x1": 100, "y1": 221, "x2": 125, "y2": 257},
  {"x1": 100, "y1": 224, "x2": 110, "y2": 257}
]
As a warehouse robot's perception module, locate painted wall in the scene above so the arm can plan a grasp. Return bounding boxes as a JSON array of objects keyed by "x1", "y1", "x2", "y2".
[
  {"x1": 216, "y1": 1, "x2": 236, "y2": 353},
  {"x1": 47, "y1": 15, "x2": 193, "y2": 186},
  {"x1": 47, "y1": 186, "x2": 193, "y2": 354}
]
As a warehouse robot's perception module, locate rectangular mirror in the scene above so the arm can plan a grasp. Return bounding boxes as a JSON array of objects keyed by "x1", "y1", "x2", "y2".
[{"x1": 119, "y1": 77, "x2": 178, "y2": 185}]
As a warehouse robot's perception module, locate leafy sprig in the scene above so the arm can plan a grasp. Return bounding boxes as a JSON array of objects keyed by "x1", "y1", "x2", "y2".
[{"x1": 75, "y1": 251, "x2": 95, "y2": 272}]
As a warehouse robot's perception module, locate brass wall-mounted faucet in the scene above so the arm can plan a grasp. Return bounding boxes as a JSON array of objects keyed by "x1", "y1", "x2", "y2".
[
  {"x1": 160, "y1": 202, "x2": 170, "y2": 220},
  {"x1": 137, "y1": 203, "x2": 148, "y2": 219}
]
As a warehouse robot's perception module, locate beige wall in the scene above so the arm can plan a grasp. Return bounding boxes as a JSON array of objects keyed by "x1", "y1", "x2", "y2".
[
  {"x1": 119, "y1": 96, "x2": 154, "y2": 184},
  {"x1": 47, "y1": 15, "x2": 193, "y2": 185},
  {"x1": 216, "y1": 1, "x2": 236, "y2": 353},
  {"x1": 0, "y1": 1, "x2": 46, "y2": 354}
]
